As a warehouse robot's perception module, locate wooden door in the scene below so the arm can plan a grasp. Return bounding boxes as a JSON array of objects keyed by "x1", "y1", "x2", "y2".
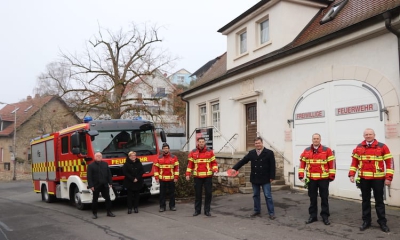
[{"x1": 246, "y1": 103, "x2": 257, "y2": 150}]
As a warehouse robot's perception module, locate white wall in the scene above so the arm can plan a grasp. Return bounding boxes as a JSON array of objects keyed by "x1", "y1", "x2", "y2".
[
  {"x1": 185, "y1": 30, "x2": 400, "y2": 205},
  {"x1": 225, "y1": 1, "x2": 320, "y2": 70}
]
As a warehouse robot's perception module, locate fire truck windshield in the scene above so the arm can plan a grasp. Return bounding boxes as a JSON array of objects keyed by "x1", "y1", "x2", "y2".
[{"x1": 92, "y1": 129, "x2": 157, "y2": 155}]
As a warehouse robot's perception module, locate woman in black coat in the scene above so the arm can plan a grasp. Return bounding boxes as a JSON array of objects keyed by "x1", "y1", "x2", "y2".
[{"x1": 123, "y1": 151, "x2": 144, "y2": 214}]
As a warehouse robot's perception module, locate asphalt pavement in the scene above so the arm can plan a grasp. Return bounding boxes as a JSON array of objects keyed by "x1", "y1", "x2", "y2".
[
  {"x1": 1, "y1": 180, "x2": 399, "y2": 240},
  {"x1": 209, "y1": 188, "x2": 400, "y2": 239}
]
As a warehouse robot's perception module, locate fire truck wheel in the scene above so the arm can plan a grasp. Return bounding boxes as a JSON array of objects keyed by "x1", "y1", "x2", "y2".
[
  {"x1": 41, "y1": 185, "x2": 55, "y2": 203},
  {"x1": 73, "y1": 187, "x2": 87, "y2": 210}
]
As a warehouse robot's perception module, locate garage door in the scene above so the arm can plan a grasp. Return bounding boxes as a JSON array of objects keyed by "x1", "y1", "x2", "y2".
[{"x1": 292, "y1": 80, "x2": 385, "y2": 200}]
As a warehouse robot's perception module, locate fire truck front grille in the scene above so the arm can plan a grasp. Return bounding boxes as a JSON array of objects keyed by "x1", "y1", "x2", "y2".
[{"x1": 109, "y1": 166, "x2": 124, "y2": 177}]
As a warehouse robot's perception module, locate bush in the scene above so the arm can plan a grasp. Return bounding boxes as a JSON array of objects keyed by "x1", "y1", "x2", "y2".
[{"x1": 172, "y1": 151, "x2": 195, "y2": 198}]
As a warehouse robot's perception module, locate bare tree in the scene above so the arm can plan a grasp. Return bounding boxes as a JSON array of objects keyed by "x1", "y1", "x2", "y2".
[
  {"x1": 171, "y1": 84, "x2": 187, "y2": 125},
  {"x1": 36, "y1": 23, "x2": 176, "y2": 119},
  {"x1": 34, "y1": 61, "x2": 72, "y2": 97}
]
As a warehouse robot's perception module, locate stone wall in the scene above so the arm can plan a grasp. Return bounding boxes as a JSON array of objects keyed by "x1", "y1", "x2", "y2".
[
  {"x1": 213, "y1": 153, "x2": 247, "y2": 194},
  {"x1": 213, "y1": 151, "x2": 285, "y2": 194}
]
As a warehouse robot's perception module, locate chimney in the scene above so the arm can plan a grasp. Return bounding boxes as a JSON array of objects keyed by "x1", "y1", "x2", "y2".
[
  {"x1": 27, "y1": 95, "x2": 32, "y2": 100},
  {"x1": 35, "y1": 93, "x2": 40, "y2": 98}
]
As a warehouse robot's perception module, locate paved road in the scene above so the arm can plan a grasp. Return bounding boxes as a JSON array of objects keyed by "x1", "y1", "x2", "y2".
[{"x1": 0, "y1": 180, "x2": 399, "y2": 240}]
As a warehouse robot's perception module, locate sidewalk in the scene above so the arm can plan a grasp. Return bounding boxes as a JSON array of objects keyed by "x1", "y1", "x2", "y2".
[{"x1": 209, "y1": 188, "x2": 400, "y2": 239}]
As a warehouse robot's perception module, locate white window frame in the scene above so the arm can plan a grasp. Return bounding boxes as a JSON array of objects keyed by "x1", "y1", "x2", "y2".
[
  {"x1": 211, "y1": 102, "x2": 220, "y2": 130},
  {"x1": 237, "y1": 29, "x2": 248, "y2": 55},
  {"x1": 199, "y1": 105, "x2": 207, "y2": 128},
  {"x1": 177, "y1": 76, "x2": 184, "y2": 84},
  {"x1": 255, "y1": 15, "x2": 271, "y2": 50},
  {"x1": 260, "y1": 19, "x2": 269, "y2": 44}
]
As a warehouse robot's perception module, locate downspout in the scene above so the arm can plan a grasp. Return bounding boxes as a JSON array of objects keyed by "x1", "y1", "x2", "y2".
[
  {"x1": 383, "y1": 11, "x2": 400, "y2": 76},
  {"x1": 383, "y1": 11, "x2": 399, "y2": 199},
  {"x1": 180, "y1": 95, "x2": 189, "y2": 151}
]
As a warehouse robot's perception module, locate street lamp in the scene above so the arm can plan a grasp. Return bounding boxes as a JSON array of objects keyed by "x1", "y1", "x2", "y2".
[{"x1": 0, "y1": 101, "x2": 18, "y2": 180}]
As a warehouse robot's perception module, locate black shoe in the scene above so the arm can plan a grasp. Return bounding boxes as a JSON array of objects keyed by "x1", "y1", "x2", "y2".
[
  {"x1": 128, "y1": 209, "x2": 132, "y2": 214},
  {"x1": 193, "y1": 211, "x2": 200, "y2": 216},
  {"x1": 205, "y1": 212, "x2": 211, "y2": 217},
  {"x1": 92, "y1": 213, "x2": 98, "y2": 219},
  {"x1": 250, "y1": 212, "x2": 261, "y2": 217},
  {"x1": 379, "y1": 223, "x2": 390, "y2": 233},
  {"x1": 159, "y1": 207, "x2": 166, "y2": 212},
  {"x1": 133, "y1": 208, "x2": 138, "y2": 213},
  {"x1": 322, "y1": 218, "x2": 330, "y2": 225},
  {"x1": 359, "y1": 221, "x2": 371, "y2": 231},
  {"x1": 305, "y1": 217, "x2": 318, "y2": 224},
  {"x1": 170, "y1": 207, "x2": 176, "y2": 211},
  {"x1": 269, "y1": 215, "x2": 276, "y2": 220},
  {"x1": 107, "y1": 211, "x2": 115, "y2": 217}
]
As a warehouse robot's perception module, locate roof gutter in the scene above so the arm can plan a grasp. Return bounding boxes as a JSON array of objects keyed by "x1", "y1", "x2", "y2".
[{"x1": 383, "y1": 11, "x2": 400, "y2": 80}]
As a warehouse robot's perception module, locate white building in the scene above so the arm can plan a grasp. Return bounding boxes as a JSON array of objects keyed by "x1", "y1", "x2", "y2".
[
  {"x1": 124, "y1": 69, "x2": 185, "y2": 149},
  {"x1": 180, "y1": 0, "x2": 400, "y2": 206}
]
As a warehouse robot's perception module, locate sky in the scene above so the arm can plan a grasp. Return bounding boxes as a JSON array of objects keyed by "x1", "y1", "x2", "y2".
[{"x1": 0, "y1": 0, "x2": 259, "y2": 104}]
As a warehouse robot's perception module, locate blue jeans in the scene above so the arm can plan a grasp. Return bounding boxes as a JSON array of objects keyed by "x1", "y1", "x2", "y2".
[{"x1": 252, "y1": 183, "x2": 275, "y2": 215}]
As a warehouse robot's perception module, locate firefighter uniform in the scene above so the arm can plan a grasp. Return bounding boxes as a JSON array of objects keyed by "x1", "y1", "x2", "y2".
[
  {"x1": 186, "y1": 146, "x2": 218, "y2": 215},
  {"x1": 348, "y1": 140, "x2": 394, "y2": 228},
  {"x1": 154, "y1": 152, "x2": 179, "y2": 211},
  {"x1": 299, "y1": 145, "x2": 336, "y2": 222}
]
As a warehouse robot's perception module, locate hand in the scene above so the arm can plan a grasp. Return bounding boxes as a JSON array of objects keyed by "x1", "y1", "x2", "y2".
[
  {"x1": 133, "y1": 178, "x2": 138, "y2": 182},
  {"x1": 186, "y1": 176, "x2": 190, "y2": 181},
  {"x1": 91, "y1": 187, "x2": 94, "y2": 191},
  {"x1": 109, "y1": 184, "x2": 112, "y2": 188},
  {"x1": 270, "y1": 179, "x2": 274, "y2": 183},
  {"x1": 349, "y1": 176, "x2": 354, "y2": 183},
  {"x1": 156, "y1": 179, "x2": 159, "y2": 184},
  {"x1": 174, "y1": 179, "x2": 178, "y2": 183},
  {"x1": 385, "y1": 180, "x2": 391, "y2": 186},
  {"x1": 231, "y1": 169, "x2": 236, "y2": 175},
  {"x1": 300, "y1": 179, "x2": 305, "y2": 183}
]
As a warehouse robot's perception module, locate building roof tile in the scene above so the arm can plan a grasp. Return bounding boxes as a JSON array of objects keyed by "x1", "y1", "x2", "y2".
[{"x1": 0, "y1": 96, "x2": 54, "y2": 137}]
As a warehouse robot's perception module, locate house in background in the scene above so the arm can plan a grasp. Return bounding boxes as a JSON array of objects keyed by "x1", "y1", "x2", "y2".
[
  {"x1": 168, "y1": 68, "x2": 193, "y2": 87},
  {"x1": 180, "y1": 0, "x2": 400, "y2": 205},
  {"x1": 189, "y1": 54, "x2": 226, "y2": 82},
  {"x1": 123, "y1": 69, "x2": 186, "y2": 149},
  {"x1": 0, "y1": 95, "x2": 80, "y2": 168}
]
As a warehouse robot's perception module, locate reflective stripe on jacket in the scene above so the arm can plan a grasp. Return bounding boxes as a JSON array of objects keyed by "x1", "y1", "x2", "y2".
[
  {"x1": 154, "y1": 153, "x2": 179, "y2": 181},
  {"x1": 298, "y1": 145, "x2": 336, "y2": 180},
  {"x1": 186, "y1": 146, "x2": 218, "y2": 178},
  {"x1": 348, "y1": 140, "x2": 394, "y2": 181}
]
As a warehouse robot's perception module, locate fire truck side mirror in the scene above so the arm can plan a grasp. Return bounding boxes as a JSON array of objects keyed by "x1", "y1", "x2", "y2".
[
  {"x1": 87, "y1": 130, "x2": 99, "y2": 137},
  {"x1": 160, "y1": 130, "x2": 166, "y2": 143},
  {"x1": 71, "y1": 132, "x2": 81, "y2": 155}
]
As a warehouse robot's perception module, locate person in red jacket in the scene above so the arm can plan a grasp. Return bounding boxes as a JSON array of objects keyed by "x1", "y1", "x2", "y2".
[
  {"x1": 349, "y1": 128, "x2": 394, "y2": 233},
  {"x1": 298, "y1": 133, "x2": 335, "y2": 225},
  {"x1": 186, "y1": 137, "x2": 218, "y2": 217},
  {"x1": 154, "y1": 143, "x2": 179, "y2": 212}
]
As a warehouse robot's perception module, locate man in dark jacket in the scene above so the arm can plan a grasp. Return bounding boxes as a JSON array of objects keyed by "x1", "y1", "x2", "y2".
[
  {"x1": 231, "y1": 137, "x2": 276, "y2": 219},
  {"x1": 87, "y1": 152, "x2": 115, "y2": 219}
]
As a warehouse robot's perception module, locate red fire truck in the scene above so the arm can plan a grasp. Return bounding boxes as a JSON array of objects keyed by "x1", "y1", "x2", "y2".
[{"x1": 31, "y1": 117, "x2": 166, "y2": 210}]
